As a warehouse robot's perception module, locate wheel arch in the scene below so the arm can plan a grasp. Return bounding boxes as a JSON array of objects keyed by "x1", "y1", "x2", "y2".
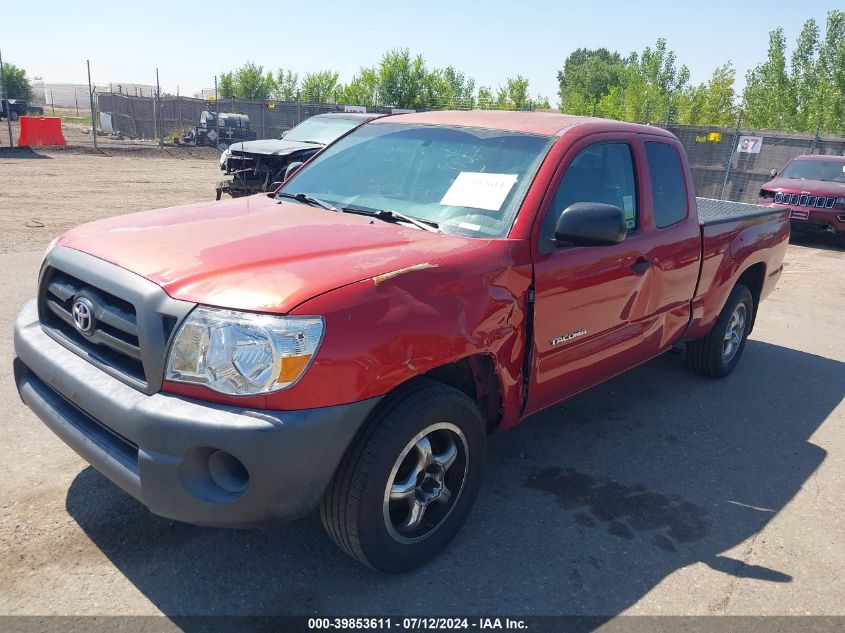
[{"x1": 736, "y1": 262, "x2": 765, "y2": 332}]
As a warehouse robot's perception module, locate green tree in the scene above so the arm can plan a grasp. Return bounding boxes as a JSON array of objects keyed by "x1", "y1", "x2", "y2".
[
  {"x1": 234, "y1": 62, "x2": 274, "y2": 100},
  {"x1": 557, "y1": 48, "x2": 627, "y2": 114},
  {"x1": 815, "y1": 10, "x2": 845, "y2": 132},
  {"x1": 272, "y1": 68, "x2": 299, "y2": 101},
  {"x1": 218, "y1": 71, "x2": 236, "y2": 98},
  {"x1": 742, "y1": 28, "x2": 793, "y2": 129},
  {"x1": 426, "y1": 66, "x2": 476, "y2": 108},
  {"x1": 301, "y1": 70, "x2": 339, "y2": 103},
  {"x1": 337, "y1": 67, "x2": 379, "y2": 106},
  {"x1": 476, "y1": 85, "x2": 494, "y2": 109},
  {"x1": 373, "y1": 48, "x2": 429, "y2": 109},
  {"x1": 0, "y1": 62, "x2": 34, "y2": 100},
  {"x1": 494, "y1": 75, "x2": 531, "y2": 110}
]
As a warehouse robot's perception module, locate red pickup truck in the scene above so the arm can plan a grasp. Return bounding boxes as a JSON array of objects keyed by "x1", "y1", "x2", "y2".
[
  {"x1": 758, "y1": 154, "x2": 845, "y2": 242},
  {"x1": 14, "y1": 111, "x2": 788, "y2": 572}
]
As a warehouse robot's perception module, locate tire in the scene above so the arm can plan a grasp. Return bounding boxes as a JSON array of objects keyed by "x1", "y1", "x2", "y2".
[
  {"x1": 686, "y1": 284, "x2": 754, "y2": 378},
  {"x1": 10, "y1": 111, "x2": 19, "y2": 122},
  {"x1": 320, "y1": 378, "x2": 487, "y2": 572}
]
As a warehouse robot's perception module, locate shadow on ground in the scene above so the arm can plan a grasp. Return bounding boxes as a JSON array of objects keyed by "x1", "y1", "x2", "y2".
[
  {"x1": 66, "y1": 341, "x2": 842, "y2": 619},
  {"x1": 0, "y1": 147, "x2": 52, "y2": 159}
]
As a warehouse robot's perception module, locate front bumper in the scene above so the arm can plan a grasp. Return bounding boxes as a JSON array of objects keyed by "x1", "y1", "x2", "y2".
[
  {"x1": 760, "y1": 201, "x2": 845, "y2": 234},
  {"x1": 14, "y1": 300, "x2": 380, "y2": 527}
]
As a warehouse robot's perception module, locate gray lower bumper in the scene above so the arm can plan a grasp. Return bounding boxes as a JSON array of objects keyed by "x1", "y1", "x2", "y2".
[{"x1": 13, "y1": 300, "x2": 380, "y2": 527}]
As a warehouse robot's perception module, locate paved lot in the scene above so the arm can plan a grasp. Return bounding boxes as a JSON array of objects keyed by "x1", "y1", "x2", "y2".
[{"x1": 0, "y1": 149, "x2": 843, "y2": 619}]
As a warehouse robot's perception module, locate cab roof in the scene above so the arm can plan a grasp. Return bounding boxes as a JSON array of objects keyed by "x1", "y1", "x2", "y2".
[{"x1": 373, "y1": 109, "x2": 676, "y2": 138}]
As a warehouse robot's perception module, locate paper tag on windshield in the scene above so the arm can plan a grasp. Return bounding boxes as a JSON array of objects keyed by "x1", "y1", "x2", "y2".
[{"x1": 440, "y1": 172, "x2": 518, "y2": 212}]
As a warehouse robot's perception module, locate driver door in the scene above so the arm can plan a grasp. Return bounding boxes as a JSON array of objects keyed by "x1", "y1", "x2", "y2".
[{"x1": 525, "y1": 135, "x2": 660, "y2": 415}]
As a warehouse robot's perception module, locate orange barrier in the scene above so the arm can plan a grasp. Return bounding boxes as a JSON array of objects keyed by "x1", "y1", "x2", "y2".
[{"x1": 17, "y1": 116, "x2": 67, "y2": 147}]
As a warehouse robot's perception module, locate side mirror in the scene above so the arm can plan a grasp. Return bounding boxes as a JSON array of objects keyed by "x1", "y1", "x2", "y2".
[
  {"x1": 770, "y1": 168, "x2": 778, "y2": 178},
  {"x1": 555, "y1": 202, "x2": 627, "y2": 247},
  {"x1": 285, "y1": 161, "x2": 304, "y2": 181}
]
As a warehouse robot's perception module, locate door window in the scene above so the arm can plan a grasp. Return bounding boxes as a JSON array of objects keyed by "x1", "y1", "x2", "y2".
[
  {"x1": 540, "y1": 142, "x2": 638, "y2": 243},
  {"x1": 645, "y1": 142, "x2": 688, "y2": 228}
]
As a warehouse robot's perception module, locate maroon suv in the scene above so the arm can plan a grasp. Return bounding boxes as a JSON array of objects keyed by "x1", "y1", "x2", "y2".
[{"x1": 759, "y1": 155, "x2": 845, "y2": 242}]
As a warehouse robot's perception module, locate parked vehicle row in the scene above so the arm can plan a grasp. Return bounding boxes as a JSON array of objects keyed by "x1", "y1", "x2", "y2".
[{"x1": 14, "y1": 111, "x2": 788, "y2": 572}]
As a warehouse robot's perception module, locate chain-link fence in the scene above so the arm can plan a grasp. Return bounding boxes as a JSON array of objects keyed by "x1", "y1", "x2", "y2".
[
  {"x1": 668, "y1": 124, "x2": 845, "y2": 203},
  {"x1": 96, "y1": 93, "x2": 399, "y2": 143}
]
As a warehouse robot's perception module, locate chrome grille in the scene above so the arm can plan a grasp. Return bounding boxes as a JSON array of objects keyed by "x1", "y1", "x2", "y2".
[
  {"x1": 774, "y1": 192, "x2": 835, "y2": 208},
  {"x1": 39, "y1": 267, "x2": 146, "y2": 384}
]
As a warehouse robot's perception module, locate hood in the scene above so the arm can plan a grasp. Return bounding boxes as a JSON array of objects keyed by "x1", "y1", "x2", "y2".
[
  {"x1": 228, "y1": 138, "x2": 323, "y2": 156},
  {"x1": 764, "y1": 177, "x2": 845, "y2": 197},
  {"x1": 58, "y1": 195, "x2": 483, "y2": 313}
]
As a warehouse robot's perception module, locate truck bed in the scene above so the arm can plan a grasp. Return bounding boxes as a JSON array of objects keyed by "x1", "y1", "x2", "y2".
[{"x1": 696, "y1": 197, "x2": 786, "y2": 226}]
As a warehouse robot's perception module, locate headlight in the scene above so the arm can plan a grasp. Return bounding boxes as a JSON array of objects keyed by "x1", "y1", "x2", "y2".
[{"x1": 165, "y1": 307, "x2": 324, "y2": 395}]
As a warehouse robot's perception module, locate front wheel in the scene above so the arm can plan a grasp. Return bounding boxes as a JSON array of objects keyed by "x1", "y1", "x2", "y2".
[
  {"x1": 686, "y1": 284, "x2": 754, "y2": 378},
  {"x1": 321, "y1": 379, "x2": 487, "y2": 572}
]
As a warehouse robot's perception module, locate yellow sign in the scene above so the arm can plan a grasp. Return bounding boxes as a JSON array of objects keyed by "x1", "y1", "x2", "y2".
[
  {"x1": 695, "y1": 135, "x2": 707, "y2": 143},
  {"x1": 206, "y1": 96, "x2": 216, "y2": 102},
  {"x1": 268, "y1": 102, "x2": 276, "y2": 109},
  {"x1": 707, "y1": 131, "x2": 722, "y2": 142}
]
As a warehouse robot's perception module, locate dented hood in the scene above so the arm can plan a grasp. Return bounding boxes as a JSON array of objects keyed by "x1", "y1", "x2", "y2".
[
  {"x1": 58, "y1": 194, "x2": 481, "y2": 313},
  {"x1": 227, "y1": 138, "x2": 322, "y2": 156}
]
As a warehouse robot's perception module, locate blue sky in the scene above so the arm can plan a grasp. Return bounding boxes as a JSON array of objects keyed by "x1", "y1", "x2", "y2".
[{"x1": 3, "y1": 0, "x2": 838, "y2": 101}]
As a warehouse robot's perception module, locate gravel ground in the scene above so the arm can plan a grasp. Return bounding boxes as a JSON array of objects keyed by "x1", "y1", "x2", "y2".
[{"x1": 0, "y1": 148, "x2": 843, "y2": 619}]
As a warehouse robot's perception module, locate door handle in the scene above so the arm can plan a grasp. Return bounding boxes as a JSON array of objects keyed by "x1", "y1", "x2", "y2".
[{"x1": 631, "y1": 258, "x2": 653, "y2": 274}]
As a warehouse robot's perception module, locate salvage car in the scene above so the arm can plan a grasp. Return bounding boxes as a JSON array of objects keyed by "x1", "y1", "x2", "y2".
[
  {"x1": 758, "y1": 154, "x2": 845, "y2": 243},
  {"x1": 14, "y1": 111, "x2": 789, "y2": 572},
  {"x1": 216, "y1": 112, "x2": 382, "y2": 199}
]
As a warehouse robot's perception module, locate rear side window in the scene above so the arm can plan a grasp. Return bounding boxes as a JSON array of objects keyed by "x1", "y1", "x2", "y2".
[
  {"x1": 645, "y1": 142, "x2": 688, "y2": 228},
  {"x1": 541, "y1": 142, "x2": 638, "y2": 241}
]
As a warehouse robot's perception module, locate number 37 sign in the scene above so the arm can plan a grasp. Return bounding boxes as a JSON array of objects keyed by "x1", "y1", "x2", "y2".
[{"x1": 737, "y1": 135, "x2": 763, "y2": 154}]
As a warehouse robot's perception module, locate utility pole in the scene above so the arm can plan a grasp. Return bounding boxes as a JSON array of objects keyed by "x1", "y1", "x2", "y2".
[
  {"x1": 810, "y1": 116, "x2": 822, "y2": 154},
  {"x1": 214, "y1": 75, "x2": 219, "y2": 141},
  {"x1": 156, "y1": 68, "x2": 162, "y2": 147},
  {"x1": 719, "y1": 112, "x2": 742, "y2": 200},
  {"x1": 0, "y1": 48, "x2": 14, "y2": 148},
  {"x1": 87, "y1": 59, "x2": 98, "y2": 150}
]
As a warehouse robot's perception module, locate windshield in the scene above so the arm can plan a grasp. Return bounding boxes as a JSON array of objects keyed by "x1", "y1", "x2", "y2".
[
  {"x1": 284, "y1": 117, "x2": 363, "y2": 145},
  {"x1": 278, "y1": 123, "x2": 554, "y2": 237},
  {"x1": 779, "y1": 159, "x2": 845, "y2": 183}
]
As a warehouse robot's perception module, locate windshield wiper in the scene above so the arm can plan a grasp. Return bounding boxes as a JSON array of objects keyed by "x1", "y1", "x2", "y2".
[
  {"x1": 276, "y1": 191, "x2": 338, "y2": 212},
  {"x1": 340, "y1": 205, "x2": 441, "y2": 233}
]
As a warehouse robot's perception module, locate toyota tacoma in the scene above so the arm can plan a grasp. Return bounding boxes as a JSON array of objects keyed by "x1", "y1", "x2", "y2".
[{"x1": 14, "y1": 111, "x2": 789, "y2": 572}]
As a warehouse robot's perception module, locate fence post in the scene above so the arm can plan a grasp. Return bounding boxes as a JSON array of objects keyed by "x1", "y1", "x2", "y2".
[
  {"x1": 809, "y1": 118, "x2": 821, "y2": 154},
  {"x1": 262, "y1": 102, "x2": 266, "y2": 139},
  {"x1": 296, "y1": 91, "x2": 301, "y2": 125},
  {"x1": 0, "y1": 48, "x2": 14, "y2": 148},
  {"x1": 87, "y1": 59, "x2": 98, "y2": 150},
  {"x1": 156, "y1": 68, "x2": 163, "y2": 147},
  {"x1": 719, "y1": 113, "x2": 742, "y2": 200}
]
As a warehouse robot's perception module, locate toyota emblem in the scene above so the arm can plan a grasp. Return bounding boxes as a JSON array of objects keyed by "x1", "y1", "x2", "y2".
[{"x1": 72, "y1": 297, "x2": 96, "y2": 335}]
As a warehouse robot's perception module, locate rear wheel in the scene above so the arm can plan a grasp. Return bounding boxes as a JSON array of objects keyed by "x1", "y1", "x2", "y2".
[
  {"x1": 320, "y1": 379, "x2": 486, "y2": 572},
  {"x1": 686, "y1": 284, "x2": 753, "y2": 378},
  {"x1": 10, "y1": 111, "x2": 19, "y2": 122}
]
